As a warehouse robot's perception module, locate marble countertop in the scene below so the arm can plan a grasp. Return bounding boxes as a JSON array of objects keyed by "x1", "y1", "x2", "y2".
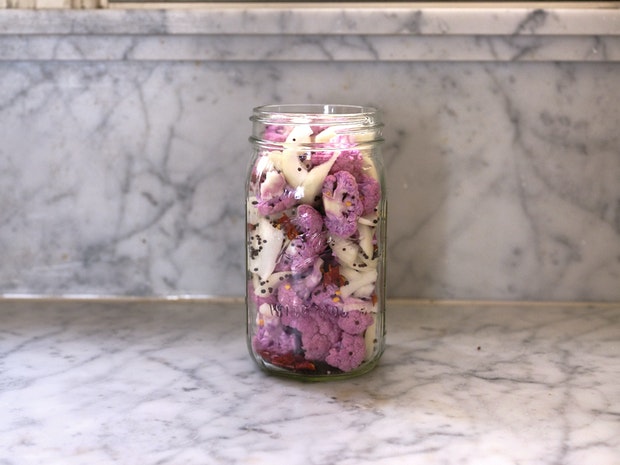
[{"x1": 2, "y1": 300, "x2": 619, "y2": 464}]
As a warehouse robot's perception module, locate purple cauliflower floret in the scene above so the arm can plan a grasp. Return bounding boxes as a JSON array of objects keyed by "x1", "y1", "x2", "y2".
[
  {"x1": 277, "y1": 280, "x2": 305, "y2": 310},
  {"x1": 257, "y1": 191, "x2": 297, "y2": 215},
  {"x1": 357, "y1": 174, "x2": 381, "y2": 216},
  {"x1": 310, "y1": 282, "x2": 344, "y2": 311},
  {"x1": 275, "y1": 252, "x2": 313, "y2": 276},
  {"x1": 282, "y1": 308, "x2": 341, "y2": 361},
  {"x1": 311, "y1": 136, "x2": 364, "y2": 178},
  {"x1": 337, "y1": 310, "x2": 374, "y2": 335},
  {"x1": 275, "y1": 260, "x2": 323, "y2": 315},
  {"x1": 281, "y1": 258, "x2": 324, "y2": 299},
  {"x1": 331, "y1": 152, "x2": 364, "y2": 179},
  {"x1": 281, "y1": 238, "x2": 316, "y2": 274},
  {"x1": 256, "y1": 171, "x2": 297, "y2": 215},
  {"x1": 293, "y1": 205, "x2": 324, "y2": 237},
  {"x1": 300, "y1": 258, "x2": 324, "y2": 294},
  {"x1": 280, "y1": 206, "x2": 327, "y2": 273},
  {"x1": 253, "y1": 321, "x2": 300, "y2": 355},
  {"x1": 326, "y1": 333, "x2": 366, "y2": 372},
  {"x1": 322, "y1": 171, "x2": 363, "y2": 237},
  {"x1": 295, "y1": 207, "x2": 327, "y2": 258},
  {"x1": 263, "y1": 125, "x2": 290, "y2": 142},
  {"x1": 309, "y1": 151, "x2": 334, "y2": 168}
]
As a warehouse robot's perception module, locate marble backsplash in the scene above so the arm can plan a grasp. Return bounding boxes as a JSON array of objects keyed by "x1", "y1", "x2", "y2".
[{"x1": 1, "y1": 6, "x2": 619, "y2": 301}]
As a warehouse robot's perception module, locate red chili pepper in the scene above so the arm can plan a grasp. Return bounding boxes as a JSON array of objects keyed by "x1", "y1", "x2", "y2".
[
  {"x1": 323, "y1": 264, "x2": 346, "y2": 287},
  {"x1": 275, "y1": 214, "x2": 299, "y2": 240},
  {"x1": 260, "y1": 350, "x2": 316, "y2": 372}
]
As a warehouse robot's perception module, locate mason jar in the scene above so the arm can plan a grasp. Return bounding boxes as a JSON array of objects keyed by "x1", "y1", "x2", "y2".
[{"x1": 246, "y1": 104, "x2": 386, "y2": 380}]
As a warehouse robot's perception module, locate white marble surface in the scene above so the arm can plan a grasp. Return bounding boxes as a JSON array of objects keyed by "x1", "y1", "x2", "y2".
[
  {"x1": 1, "y1": 7, "x2": 619, "y2": 62},
  {"x1": 1, "y1": 299, "x2": 619, "y2": 464},
  {"x1": 1, "y1": 6, "x2": 619, "y2": 35},
  {"x1": 0, "y1": 6, "x2": 619, "y2": 301}
]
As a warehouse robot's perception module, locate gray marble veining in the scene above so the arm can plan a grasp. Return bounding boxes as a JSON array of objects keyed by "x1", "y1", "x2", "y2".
[
  {"x1": 1, "y1": 300, "x2": 619, "y2": 464},
  {"x1": 3, "y1": 34, "x2": 618, "y2": 62},
  {"x1": 0, "y1": 7, "x2": 619, "y2": 300}
]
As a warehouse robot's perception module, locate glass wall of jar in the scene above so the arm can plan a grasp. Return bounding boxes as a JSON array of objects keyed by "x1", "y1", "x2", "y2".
[{"x1": 246, "y1": 104, "x2": 386, "y2": 380}]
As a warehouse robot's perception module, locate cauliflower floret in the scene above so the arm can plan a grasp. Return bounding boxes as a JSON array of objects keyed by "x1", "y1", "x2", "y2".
[
  {"x1": 282, "y1": 308, "x2": 341, "y2": 361},
  {"x1": 263, "y1": 125, "x2": 290, "y2": 142},
  {"x1": 277, "y1": 280, "x2": 306, "y2": 310},
  {"x1": 311, "y1": 135, "x2": 364, "y2": 180},
  {"x1": 322, "y1": 171, "x2": 363, "y2": 238},
  {"x1": 255, "y1": 167, "x2": 298, "y2": 215},
  {"x1": 281, "y1": 237, "x2": 318, "y2": 274},
  {"x1": 252, "y1": 320, "x2": 300, "y2": 356},
  {"x1": 301, "y1": 257, "x2": 324, "y2": 293},
  {"x1": 326, "y1": 333, "x2": 366, "y2": 372},
  {"x1": 357, "y1": 174, "x2": 381, "y2": 216},
  {"x1": 276, "y1": 259, "x2": 324, "y2": 312},
  {"x1": 337, "y1": 310, "x2": 374, "y2": 335},
  {"x1": 293, "y1": 204, "x2": 324, "y2": 236},
  {"x1": 279, "y1": 205, "x2": 328, "y2": 274},
  {"x1": 310, "y1": 282, "x2": 344, "y2": 310}
]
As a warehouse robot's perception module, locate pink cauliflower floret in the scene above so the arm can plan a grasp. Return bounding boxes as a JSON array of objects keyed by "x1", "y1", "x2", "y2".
[
  {"x1": 337, "y1": 310, "x2": 374, "y2": 335},
  {"x1": 253, "y1": 322, "x2": 299, "y2": 355},
  {"x1": 282, "y1": 309, "x2": 341, "y2": 361},
  {"x1": 322, "y1": 171, "x2": 363, "y2": 237},
  {"x1": 326, "y1": 333, "x2": 366, "y2": 372},
  {"x1": 357, "y1": 174, "x2": 381, "y2": 216}
]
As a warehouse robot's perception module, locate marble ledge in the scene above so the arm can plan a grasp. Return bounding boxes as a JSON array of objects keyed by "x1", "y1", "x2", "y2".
[
  {"x1": 0, "y1": 5, "x2": 619, "y2": 62},
  {"x1": 1, "y1": 5, "x2": 619, "y2": 36},
  {"x1": 1, "y1": 299, "x2": 619, "y2": 464}
]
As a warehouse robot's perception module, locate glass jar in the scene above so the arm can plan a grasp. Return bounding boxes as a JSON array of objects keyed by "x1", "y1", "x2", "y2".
[{"x1": 246, "y1": 104, "x2": 386, "y2": 380}]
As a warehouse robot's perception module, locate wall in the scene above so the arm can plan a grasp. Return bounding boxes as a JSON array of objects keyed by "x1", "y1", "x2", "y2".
[{"x1": 1, "y1": 6, "x2": 619, "y2": 301}]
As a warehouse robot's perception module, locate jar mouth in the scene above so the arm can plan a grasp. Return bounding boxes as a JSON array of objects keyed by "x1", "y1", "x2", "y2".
[
  {"x1": 253, "y1": 103, "x2": 376, "y2": 116},
  {"x1": 251, "y1": 103, "x2": 380, "y2": 127}
]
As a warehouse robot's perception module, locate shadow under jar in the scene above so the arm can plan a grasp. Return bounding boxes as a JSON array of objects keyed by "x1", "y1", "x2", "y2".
[{"x1": 246, "y1": 104, "x2": 387, "y2": 381}]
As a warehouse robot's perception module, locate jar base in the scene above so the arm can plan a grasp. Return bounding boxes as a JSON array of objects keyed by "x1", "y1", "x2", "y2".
[{"x1": 251, "y1": 351, "x2": 383, "y2": 382}]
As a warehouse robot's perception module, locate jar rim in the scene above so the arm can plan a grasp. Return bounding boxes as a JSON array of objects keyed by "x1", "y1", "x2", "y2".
[
  {"x1": 253, "y1": 103, "x2": 377, "y2": 116},
  {"x1": 251, "y1": 103, "x2": 380, "y2": 126}
]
